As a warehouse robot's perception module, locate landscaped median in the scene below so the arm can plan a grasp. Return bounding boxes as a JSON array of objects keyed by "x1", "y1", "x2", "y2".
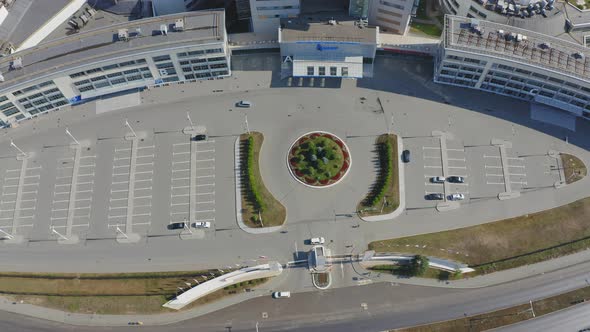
[
  {"x1": 357, "y1": 134, "x2": 401, "y2": 219},
  {"x1": 0, "y1": 270, "x2": 267, "y2": 314},
  {"x1": 369, "y1": 195, "x2": 590, "y2": 276},
  {"x1": 238, "y1": 132, "x2": 286, "y2": 228}
]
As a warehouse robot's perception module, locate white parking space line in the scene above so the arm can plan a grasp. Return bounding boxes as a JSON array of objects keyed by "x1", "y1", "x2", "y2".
[
  {"x1": 447, "y1": 158, "x2": 466, "y2": 161},
  {"x1": 485, "y1": 165, "x2": 502, "y2": 169},
  {"x1": 424, "y1": 165, "x2": 442, "y2": 169},
  {"x1": 448, "y1": 166, "x2": 467, "y2": 169},
  {"x1": 484, "y1": 155, "x2": 500, "y2": 158},
  {"x1": 509, "y1": 173, "x2": 526, "y2": 177},
  {"x1": 508, "y1": 165, "x2": 525, "y2": 168},
  {"x1": 423, "y1": 146, "x2": 440, "y2": 150}
]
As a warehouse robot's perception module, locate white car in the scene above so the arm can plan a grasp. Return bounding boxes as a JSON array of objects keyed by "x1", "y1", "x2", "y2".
[
  {"x1": 272, "y1": 291, "x2": 291, "y2": 299},
  {"x1": 236, "y1": 100, "x2": 252, "y2": 108},
  {"x1": 449, "y1": 193, "x2": 465, "y2": 201},
  {"x1": 310, "y1": 237, "x2": 325, "y2": 245},
  {"x1": 193, "y1": 221, "x2": 211, "y2": 228},
  {"x1": 431, "y1": 176, "x2": 446, "y2": 183}
]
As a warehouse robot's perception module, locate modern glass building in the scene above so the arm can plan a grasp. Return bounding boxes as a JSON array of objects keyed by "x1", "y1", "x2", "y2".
[{"x1": 0, "y1": 10, "x2": 230, "y2": 126}]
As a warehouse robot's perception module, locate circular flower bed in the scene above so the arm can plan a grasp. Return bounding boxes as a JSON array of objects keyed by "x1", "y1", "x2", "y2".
[{"x1": 287, "y1": 131, "x2": 351, "y2": 188}]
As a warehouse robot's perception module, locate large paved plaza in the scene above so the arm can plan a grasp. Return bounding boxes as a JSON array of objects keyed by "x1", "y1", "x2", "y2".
[{"x1": 0, "y1": 54, "x2": 588, "y2": 273}]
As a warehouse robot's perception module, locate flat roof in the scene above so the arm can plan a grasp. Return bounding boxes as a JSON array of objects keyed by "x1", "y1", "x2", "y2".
[
  {"x1": 0, "y1": 0, "x2": 70, "y2": 48},
  {"x1": 280, "y1": 15, "x2": 377, "y2": 44},
  {"x1": 443, "y1": 15, "x2": 590, "y2": 81},
  {"x1": 0, "y1": 10, "x2": 225, "y2": 92}
]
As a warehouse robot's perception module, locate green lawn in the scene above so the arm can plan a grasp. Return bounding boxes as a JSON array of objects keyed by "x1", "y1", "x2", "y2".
[
  {"x1": 370, "y1": 195, "x2": 590, "y2": 275},
  {"x1": 240, "y1": 132, "x2": 286, "y2": 228},
  {"x1": 410, "y1": 23, "x2": 442, "y2": 37},
  {"x1": 358, "y1": 134, "x2": 400, "y2": 217}
]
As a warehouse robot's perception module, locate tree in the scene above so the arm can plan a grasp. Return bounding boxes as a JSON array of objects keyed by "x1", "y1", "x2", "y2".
[{"x1": 408, "y1": 255, "x2": 429, "y2": 277}]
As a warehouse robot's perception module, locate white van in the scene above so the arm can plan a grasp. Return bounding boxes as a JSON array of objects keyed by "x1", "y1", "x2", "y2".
[
  {"x1": 310, "y1": 237, "x2": 325, "y2": 245},
  {"x1": 272, "y1": 291, "x2": 291, "y2": 298}
]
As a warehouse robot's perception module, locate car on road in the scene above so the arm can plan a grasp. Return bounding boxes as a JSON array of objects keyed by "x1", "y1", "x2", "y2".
[
  {"x1": 430, "y1": 176, "x2": 445, "y2": 183},
  {"x1": 402, "y1": 150, "x2": 411, "y2": 163},
  {"x1": 447, "y1": 176, "x2": 465, "y2": 183},
  {"x1": 168, "y1": 222, "x2": 186, "y2": 230},
  {"x1": 272, "y1": 291, "x2": 291, "y2": 299},
  {"x1": 425, "y1": 193, "x2": 444, "y2": 200},
  {"x1": 193, "y1": 134, "x2": 207, "y2": 141},
  {"x1": 236, "y1": 100, "x2": 252, "y2": 108},
  {"x1": 193, "y1": 221, "x2": 211, "y2": 228},
  {"x1": 448, "y1": 193, "x2": 465, "y2": 201},
  {"x1": 310, "y1": 237, "x2": 325, "y2": 245}
]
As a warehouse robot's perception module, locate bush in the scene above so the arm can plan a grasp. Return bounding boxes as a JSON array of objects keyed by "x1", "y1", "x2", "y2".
[
  {"x1": 367, "y1": 139, "x2": 393, "y2": 206},
  {"x1": 408, "y1": 255, "x2": 429, "y2": 277},
  {"x1": 244, "y1": 135, "x2": 265, "y2": 213}
]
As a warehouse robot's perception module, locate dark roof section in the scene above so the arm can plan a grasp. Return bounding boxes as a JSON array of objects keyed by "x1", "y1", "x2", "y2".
[{"x1": 280, "y1": 14, "x2": 377, "y2": 44}]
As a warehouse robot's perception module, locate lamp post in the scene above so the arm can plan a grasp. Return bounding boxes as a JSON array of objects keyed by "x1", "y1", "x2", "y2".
[
  {"x1": 9, "y1": 139, "x2": 26, "y2": 157},
  {"x1": 125, "y1": 119, "x2": 137, "y2": 138},
  {"x1": 65, "y1": 127, "x2": 80, "y2": 145}
]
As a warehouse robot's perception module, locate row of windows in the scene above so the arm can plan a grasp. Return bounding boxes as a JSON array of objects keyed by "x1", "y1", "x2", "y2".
[
  {"x1": 177, "y1": 49, "x2": 223, "y2": 58},
  {"x1": 379, "y1": 0, "x2": 405, "y2": 11},
  {"x1": 445, "y1": 55, "x2": 487, "y2": 66},
  {"x1": 12, "y1": 80, "x2": 54, "y2": 97},
  {"x1": 306, "y1": 66, "x2": 349, "y2": 76},
  {"x1": 69, "y1": 59, "x2": 147, "y2": 78},
  {"x1": 75, "y1": 67, "x2": 153, "y2": 92}
]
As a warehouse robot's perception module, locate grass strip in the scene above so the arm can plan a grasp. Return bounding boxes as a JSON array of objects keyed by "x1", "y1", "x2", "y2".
[
  {"x1": 4, "y1": 274, "x2": 268, "y2": 314},
  {"x1": 410, "y1": 23, "x2": 442, "y2": 37},
  {"x1": 560, "y1": 153, "x2": 586, "y2": 184},
  {"x1": 239, "y1": 132, "x2": 286, "y2": 227},
  {"x1": 369, "y1": 195, "x2": 590, "y2": 275},
  {"x1": 358, "y1": 134, "x2": 400, "y2": 217},
  {"x1": 393, "y1": 285, "x2": 590, "y2": 332}
]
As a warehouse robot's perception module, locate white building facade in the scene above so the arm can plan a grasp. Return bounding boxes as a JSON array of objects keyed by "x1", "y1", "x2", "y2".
[
  {"x1": 0, "y1": 11, "x2": 230, "y2": 126},
  {"x1": 435, "y1": 16, "x2": 590, "y2": 119},
  {"x1": 350, "y1": 0, "x2": 419, "y2": 35},
  {"x1": 249, "y1": 0, "x2": 300, "y2": 33}
]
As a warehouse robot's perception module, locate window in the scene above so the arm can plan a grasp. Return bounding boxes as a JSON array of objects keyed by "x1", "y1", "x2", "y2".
[
  {"x1": 102, "y1": 64, "x2": 119, "y2": 70},
  {"x1": 3, "y1": 108, "x2": 19, "y2": 116},
  {"x1": 318, "y1": 67, "x2": 325, "y2": 76},
  {"x1": 119, "y1": 60, "x2": 136, "y2": 67},
  {"x1": 341, "y1": 67, "x2": 348, "y2": 76},
  {"x1": 330, "y1": 67, "x2": 337, "y2": 76},
  {"x1": 152, "y1": 55, "x2": 171, "y2": 62},
  {"x1": 307, "y1": 66, "x2": 314, "y2": 76}
]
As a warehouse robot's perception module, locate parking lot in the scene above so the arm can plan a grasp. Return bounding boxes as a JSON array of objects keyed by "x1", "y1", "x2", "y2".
[
  {"x1": 169, "y1": 136, "x2": 216, "y2": 237},
  {"x1": 405, "y1": 131, "x2": 562, "y2": 210}
]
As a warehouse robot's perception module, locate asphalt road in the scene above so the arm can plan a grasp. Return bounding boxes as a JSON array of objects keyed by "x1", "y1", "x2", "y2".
[
  {"x1": 497, "y1": 301, "x2": 590, "y2": 332},
  {"x1": 2, "y1": 258, "x2": 590, "y2": 332}
]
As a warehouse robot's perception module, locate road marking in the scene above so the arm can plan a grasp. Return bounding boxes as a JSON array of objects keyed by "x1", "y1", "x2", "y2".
[
  {"x1": 509, "y1": 173, "x2": 526, "y2": 177},
  {"x1": 424, "y1": 165, "x2": 442, "y2": 169},
  {"x1": 486, "y1": 174, "x2": 503, "y2": 177},
  {"x1": 195, "y1": 209, "x2": 215, "y2": 213},
  {"x1": 196, "y1": 200, "x2": 215, "y2": 204},
  {"x1": 423, "y1": 146, "x2": 440, "y2": 150},
  {"x1": 448, "y1": 166, "x2": 467, "y2": 169},
  {"x1": 447, "y1": 158, "x2": 466, "y2": 161},
  {"x1": 510, "y1": 181, "x2": 527, "y2": 185},
  {"x1": 508, "y1": 165, "x2": 525, "y2": 168},
  {"x1": 446, "y1": 148, "x2": 465, "y2": 152},
  {"x1": 485, "y1": 165, "x2": 502, "y2": 169},
  {"x1": 487, "y1": 181, "x2": 505, "y2": 185}
]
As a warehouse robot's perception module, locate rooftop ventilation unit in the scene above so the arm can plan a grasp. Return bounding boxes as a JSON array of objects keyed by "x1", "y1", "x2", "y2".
[
  {"x1": 174, "y1": 19, "x2": 184, "y2": 31},
  {"x1": 10, "y1": 57, "x2": 22, "y2": 70},
  {"x1": 79, "y1": 14, "x2": 89, "y2": 25},
  {"x1": 573, "y1": 52, "x2": 585, "y2": 60},
  {"x1": 118, "y1": 29, "x2": 129, "y2": 41},
  {"x1": 160, "y1": 24, "x2": 168, "y2": 35}
]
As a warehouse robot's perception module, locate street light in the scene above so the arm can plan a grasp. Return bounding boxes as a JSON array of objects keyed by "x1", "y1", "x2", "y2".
[
  {"x1": 65, "y1": 127, "x2": 80, "y2": 145},
  {"x1": 186, "y1": 111, "x2": 195, "y2": 132},
  {"x1": 125, "y1": 119, "x2": 137, "y2": 138},
  {"x1": 9, "y1": 139, "x2": 26, "y2": 157}
]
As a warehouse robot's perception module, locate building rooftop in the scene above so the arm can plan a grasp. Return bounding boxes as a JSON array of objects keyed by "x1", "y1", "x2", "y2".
[
  {"x1": 443, "y1": 15, "x2": 590, "y2": 82},
  {"x1": 0, "y1": 10, "x2": 225, "y2": 92},
  {"x1": 0, "y1": 0, "x2": 70, "y2": 48},
  {"x1": 280, "y1": 15, "x2": 377, "y2": 44}
]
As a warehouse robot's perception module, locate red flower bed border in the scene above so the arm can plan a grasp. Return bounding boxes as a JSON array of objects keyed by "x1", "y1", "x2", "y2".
[{"x1": 288, "y1": 132, "x2": 351, "y2": 187}]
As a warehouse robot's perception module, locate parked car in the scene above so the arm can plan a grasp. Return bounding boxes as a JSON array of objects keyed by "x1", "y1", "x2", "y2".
[
  {"x1": 431, "y1": 176, "x2": 445, "y2": 183},
  {"x1": 310, "y1": 237, "x2": 325, "y2": 245},
  {"x1": 447, "y1": 176, "x2": 465, "y2": 183},
  {"x1": 272, "y1": 291, "x2": 291, "y2": 299},
  {"x1": 426, "y1": 193, "x2": 444, "y2": 200},
  {"x1": 168, "y1": 222, "x2": 186, "y2": 230},
  {"x1": 236, "y1": 100, "x2": 252, "y2": 108},
  {"x1": 193, "y1": 221, "x2": 211, "y2": 228},
  {"x1": 193, "y1": 134, "x2": 207, "y2": 141},
  {"x1": 449, "y1": 193, "x2": 465, "y2": 201},
  {"x1": 402, "y1": 150, "x2": 411, "y2": 163}
]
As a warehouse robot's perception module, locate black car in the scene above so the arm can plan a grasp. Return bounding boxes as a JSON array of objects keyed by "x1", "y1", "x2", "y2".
[
  {"x1": 168, "y1": 222, "x2": 186, "y2": 230},
  {"x1": 426, "y1": 193, "x2": 444, "y2": 200},
  {"x1": 402, "y1": 150, "x2": 411, "y2": 163},
  {"x1": 193, "y1": 134, "x2": 207, "y2": 141},
  {"x1": 447, "y1": 176, "x2": 465, "y2": 183}
]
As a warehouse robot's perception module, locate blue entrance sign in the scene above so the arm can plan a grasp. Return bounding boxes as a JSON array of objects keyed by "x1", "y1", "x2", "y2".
[{"x1": 316, "y1": 44, "x2": 339, "y2": 51}]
